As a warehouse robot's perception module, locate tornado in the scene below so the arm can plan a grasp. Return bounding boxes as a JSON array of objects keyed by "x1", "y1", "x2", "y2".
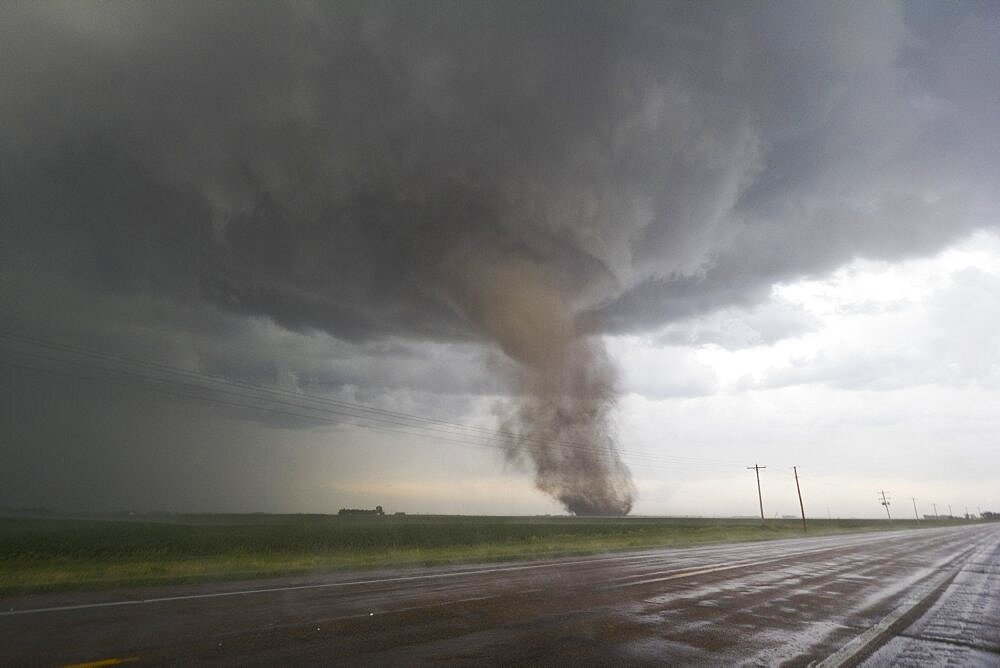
[{"x1": 447, "y1": 247, "x2": 635, "y2": 516}]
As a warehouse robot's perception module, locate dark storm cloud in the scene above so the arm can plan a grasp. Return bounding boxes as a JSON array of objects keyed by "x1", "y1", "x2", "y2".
[
  {"x1": 3, "y1": 1, "x2": 997, "y2": 341},
  {"x1": 2, "y1": 1, "x2": 998, "y2": 512}
]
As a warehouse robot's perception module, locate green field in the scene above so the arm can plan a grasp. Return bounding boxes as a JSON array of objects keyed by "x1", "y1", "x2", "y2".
[{"x1": 0, "y1": 513, "x2": 977, "y2": 595}]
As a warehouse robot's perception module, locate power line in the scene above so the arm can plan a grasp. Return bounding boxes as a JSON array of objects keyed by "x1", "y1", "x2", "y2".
[
  {"x1": 0, "y1": 330, "x2": 743, "y2": 466},
  {"x1": 1, "y1": 333, "x2": 747, "y2": 470},
  {"x1": 5, "y1": 356, "x2": 678, "y2": 466},
  {"x1": 1, "y1": 357, "x2": 535, "y2": 455},
  {"x1": 1, "y1": 332, "x2": 548, "y2": 445},
  {"x1": 7, "y1": 333, "x2": 981, "y2": 519}
]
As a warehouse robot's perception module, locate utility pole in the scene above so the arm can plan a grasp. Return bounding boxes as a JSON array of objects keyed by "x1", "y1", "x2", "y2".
[
  {"x1": 932, "y1": 503, "x2": 938, "y2": 518},
  {"x1": 949, "y1": 504, "x2": 953, "y2": 519},
  {"x1": 747, "y1": 464, "x2": 766, "y2": 523},
  {"x1": 793, "y1": 466, "x2": 807, "y2": 532},
  {"x1": 879, "y1": 490, "x2": 892, "y2": 520},
  {"x1": 911, "y1": 497, "x2": 919, "y2": 521}
]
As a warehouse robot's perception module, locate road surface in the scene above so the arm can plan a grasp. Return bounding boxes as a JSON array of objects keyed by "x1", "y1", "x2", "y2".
[{"x1": 2, "y1": 524, "x2": 998, "y2": 666}]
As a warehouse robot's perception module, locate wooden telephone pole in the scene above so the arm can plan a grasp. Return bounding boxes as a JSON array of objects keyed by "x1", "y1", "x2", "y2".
[
  {"x1": 793, "y1": 466, "x2": 807, "y2": 532},
  {"x1": 879, "y1": 490, "x2": 892, "y2": 520},
  {"x1": 747, "y1": 464, "x2": 766, "y2": 523}
]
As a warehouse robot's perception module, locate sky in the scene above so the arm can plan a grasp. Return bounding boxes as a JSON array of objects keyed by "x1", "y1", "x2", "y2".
[{"x1": 1, "y1": 1, "x2": 999, "y2": 518}]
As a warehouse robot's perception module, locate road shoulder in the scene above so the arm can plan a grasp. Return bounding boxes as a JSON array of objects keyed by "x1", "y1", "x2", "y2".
[{"x1": 860, "y1": 534, "x2": 1000, "y2": 667}]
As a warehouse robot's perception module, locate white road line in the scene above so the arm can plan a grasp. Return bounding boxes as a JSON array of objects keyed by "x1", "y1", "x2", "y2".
[
  {"x1": 816, "y1": 569, "x2": 960, "y2": 668},
  {"x1": 816, "y1": 542, "x2": 986, "y2": 668},
  {"x1": 0, "y1": 551, "x2": 695, "y2": 617},
  {"x1": 0, "y1": 545, "x2": 832, "y2": 615},
  {"x1": 0, "y1": 527, "x2": 975, "y2": 618}
]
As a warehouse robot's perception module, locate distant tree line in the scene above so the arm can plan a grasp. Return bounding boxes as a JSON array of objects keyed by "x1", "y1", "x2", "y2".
[{"x1": 982, "y1": 511, "x2": 999, "y2": 521}]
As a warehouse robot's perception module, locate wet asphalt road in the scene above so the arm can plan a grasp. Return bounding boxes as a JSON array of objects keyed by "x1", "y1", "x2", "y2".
[
  {"x1": 2, "y1": 524, "x2": 998, "y2": 666},
  {"x1": 860, "y1": 525, "x2": 1000, "y2": 667}
]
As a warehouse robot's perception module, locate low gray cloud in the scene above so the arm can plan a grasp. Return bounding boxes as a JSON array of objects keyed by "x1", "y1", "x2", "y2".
[{"x1": 654, "y1": 299, "x2": 820, "y2": 351}]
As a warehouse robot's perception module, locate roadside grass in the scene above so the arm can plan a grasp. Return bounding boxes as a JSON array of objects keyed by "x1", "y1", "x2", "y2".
[{"x1": 0, "y1": 513, "x2": 977, "y2": 596}]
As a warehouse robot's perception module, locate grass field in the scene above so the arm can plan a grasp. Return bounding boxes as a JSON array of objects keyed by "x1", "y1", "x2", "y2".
[{"x1": 0, "y1": 513, "x2": 978, "y2": 595}]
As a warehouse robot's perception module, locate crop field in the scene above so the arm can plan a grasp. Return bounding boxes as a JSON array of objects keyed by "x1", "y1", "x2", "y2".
[{"x1": 0, "y1": 513, "x2": 972, "y2": 595}]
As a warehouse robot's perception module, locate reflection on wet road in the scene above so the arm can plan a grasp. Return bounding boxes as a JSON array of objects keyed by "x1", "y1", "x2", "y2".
[{"x1": 3, "y1": 524, "x2": 998, "y2": 665}]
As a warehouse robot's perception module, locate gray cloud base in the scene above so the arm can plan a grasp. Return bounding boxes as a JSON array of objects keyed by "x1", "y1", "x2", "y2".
[{"x1": 4, "y1": 2, "x2": 996, "y2": 344}]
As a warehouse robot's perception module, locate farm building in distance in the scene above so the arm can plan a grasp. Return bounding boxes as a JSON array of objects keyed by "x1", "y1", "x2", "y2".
[{"x1": 338, "y1": 506, "x2": 384, "y2": 516}]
